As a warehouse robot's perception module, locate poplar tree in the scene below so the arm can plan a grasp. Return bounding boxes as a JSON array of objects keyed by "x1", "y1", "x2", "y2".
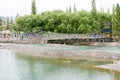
[
  {"x1": 69, "y1": 6, "x2": 72, "y2": 12},
  {"x1": 16, "y1": 13, "x2": 19, "y2": 18},
  {"x1": 0, "y1": 18, "x2": 2, "y2": 26},
  {"x1": 91, "y1": 0, "x2": 97, "y2": 20},
  {"x1": 73, "y1": 3, "x2": 77, "y2": 12},
  {"x1": 6, "y1": 17, "x2": 10, "y2": 30},
  {"x1": 66, "y1": 7, "x2": 69, "y2": 12},
  {"x1": 91, "y1": 0, "x2": 99, "y2": 32},
  {"x1": 0, "y1": 18, "x2": 2, "y2": 31},
  {"x1": 107, "y1": 8, "x2": 110, "y2": 14},
  {"x1": 31, "y1": 0, "x2": 37, "y2": 15},
  {"x1": 112, "y1": 5, "x2": 116, "y2": 34},
  {"x1": 115, "y1": 4, "x2": 120, "y2": 37}
]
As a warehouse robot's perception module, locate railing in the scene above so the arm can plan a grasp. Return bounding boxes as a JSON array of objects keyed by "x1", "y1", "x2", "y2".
[
  {"x1": 42, "y1": 33, "x2": 106, "y2": 40},
  {"x1": 0, "y1": 33, "x2": 107, "y2": 43}
]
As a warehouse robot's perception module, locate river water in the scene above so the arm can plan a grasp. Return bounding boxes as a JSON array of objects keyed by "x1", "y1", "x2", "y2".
[{"x1": 0, "y1": 49, "x2": 120, "y2": 80}]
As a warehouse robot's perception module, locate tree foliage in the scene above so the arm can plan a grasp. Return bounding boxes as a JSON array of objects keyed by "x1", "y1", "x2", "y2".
[
  {"x1": 6, "y1": 17, "x2": 10, "y2": 30},
  {"x1": 74, "y1": 3, "x2": 77, "y2": 12},
  {"x1": 0, "y1": 18, "x2": 2, "y2": 26},
  {"x1": 112, "y1": 4, "x2": 120, "y2": 37},
  {"x1": 16, "y1": 0, "x2": 120, "y2": 38},
  {"x1": 91, "y1": 0, "x2": 97, "y2": 20},
  {"x1": 16, "y1": 10, "x2": 111, "y2": 34},
  {"x1": 31, "y1": 0, "x2": 37, "y2": 15}
]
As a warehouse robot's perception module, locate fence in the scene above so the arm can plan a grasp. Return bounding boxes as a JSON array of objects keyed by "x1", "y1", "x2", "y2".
[{"x1": 0, "y1": 32, "x2": 107, "y2": 43}]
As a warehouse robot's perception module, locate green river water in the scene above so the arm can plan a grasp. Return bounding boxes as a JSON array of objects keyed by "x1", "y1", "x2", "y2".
[{"x1": 0, "y1": 46, "x2": 120, "y2": 80}]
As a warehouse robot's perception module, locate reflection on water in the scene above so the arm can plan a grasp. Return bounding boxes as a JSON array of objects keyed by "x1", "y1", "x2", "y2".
[
  {"x1": 0, "y1": 49, "x2": 19, "y2": 80},
  {"x1": 0, "y1": 49, "x2": 120, "y2": 80}
]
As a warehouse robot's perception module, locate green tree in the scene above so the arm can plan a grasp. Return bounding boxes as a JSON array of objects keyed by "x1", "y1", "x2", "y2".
[
  {"x1": 6, "y1": 17, "x2": 10, "y2": 30},
  {"x1": 69, "y1": 6, "x2": 72, "y2": 13},
  {"x1": 10, "y1": 24, "x2": 17, "y2": 31},
  {"x1": 0, "y1": 18, "x2": 2, "y2": 31},
  {"x1": 66, "y1": 24, "x2": 72, "y2": 33},
  {"x1": 91, "y1": 0, "x2": 97, "y2": 20},
  {"x1": 0, "y1": 18, "x2": 2, "y2": 26},
  {"x1": 66, "y1": 7, "x2": 69, "y2": 12},
  {"x1": 115, "y1": 4, "x2": 120, "y2": 37},
  {"x1": 73, "y1": 3, "x2": 77, "y2": 12},
  {"x1": 58, "y1": 23, "x2": 66, "y2": 33},
  {"x1": 112, "y1": 5, "x2": 116, "y2": 35},
  {"x1": 31, "y1": 0, "x2": 37, "y2": 15},
  {"x1": 78, "y1": 24, "x2": 85, "y2": 33},
  {"x1": 16, "y1": 5, "x2": 112, "y2": 34}
]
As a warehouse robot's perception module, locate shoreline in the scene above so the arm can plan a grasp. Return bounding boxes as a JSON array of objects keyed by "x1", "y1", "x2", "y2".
[
  {"x1": 95, "y1": 61, "x2": 120, "y2": 72},
  {"x1": 0, "y1": 43, "x2": 120, "y2": 73}
]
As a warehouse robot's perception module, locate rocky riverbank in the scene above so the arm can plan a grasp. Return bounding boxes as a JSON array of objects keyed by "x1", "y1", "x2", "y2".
[
  {"x1": 0, "y1": 43, "x2": 120, "y2": 72},
  {"x1": 1, "y1": 43, "x2": 120, "y2": 60}
]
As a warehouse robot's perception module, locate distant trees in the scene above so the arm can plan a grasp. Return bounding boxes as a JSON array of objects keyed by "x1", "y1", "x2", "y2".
[
  {"x1": 16, "y1": 10, "x2": 111, "y2": 33},
  {"x1": 73, "y1": 3, "x2": 77, "y2": 12},
  {"x1": 69, "y1": 6, "x2": 72, "y2": 13},
  {"x1": 15, "y1": 0, "x2": 120, "y2": 38},
  {"x1": 31, "y1": 0, "x2": 37, "y2": 15},
  {"x1": 112, "y1": 5, "x2": 116, "y2": 35},
  {"x1": 0, "y1": 18, "x2": 2, "y2": 31},
  {"x1": 91, "y1": 0, "x2": 97, "y2": 20},
  {"x1": 6, "y1": 17, "x2": 10, "y2": 30},
  {"x1": 0, "y1": 18, "x2": 2, "y2": 26},
  {"x1": 112, "y1": 4, "x2": 120, "y2": 37}
]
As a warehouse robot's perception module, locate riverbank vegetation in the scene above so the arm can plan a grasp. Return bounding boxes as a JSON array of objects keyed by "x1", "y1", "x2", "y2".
[{"x1": 14, "y1": 0, "x2": 120, "y2": 37}]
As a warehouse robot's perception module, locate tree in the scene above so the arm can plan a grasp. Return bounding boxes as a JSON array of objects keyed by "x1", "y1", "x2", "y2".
[
  {"x1": 6, "y1": 17, "x2": 10, "y2": 30},
  {"x1": 0, "y1": 18, "x2": 2, "y2": 26},
  {"x1": 91, "y1": 0, "x2": 97, "y2": 20},
  {"x1": 115, "y1": 4, "x2": 120, "y2": 37},
  {"x1": 0, "y1": 18, "x2": 2, "y2": 31},
  {"x1": 112, "y1": 5, "x2": 116, "y2": 35},
  {"x1": 69, "y1": 6, "x2": 72, "y2": 13},
  {"x1": 31, "y1": 0, "x2": 37, "y2": 15},
  {"x1": 66, "y1": 24, "x2": 72, "y2": 33},
  {"x1": 107, "y1": 8, "x2": 110, "y2": 15},
  {"x1": 10, "y1": 24, "x2": 17, "y2": 31},
  {"x1": 66, "y1": 7, "x2": 69, "y2": 12},
  {"x1": 73, "y1": 2, "x2": 77, "y2": 12},
  {"x1": 58, "y1": 23, "x2": 66, "y2": 33},
  {"x1": 16, "y1": 13, "x2": 19, "y2": 18},
  {"x1": 10, "y1": 19, "x2": 13, "y2": 24},
  {"x1": 16, "y1": 7, "x2": 112, "y2": 34}
]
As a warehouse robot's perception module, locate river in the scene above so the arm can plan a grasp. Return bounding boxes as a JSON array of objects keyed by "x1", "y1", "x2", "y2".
[{"x1": 0, "y1": 48, "x2": 120, "y2": 80}]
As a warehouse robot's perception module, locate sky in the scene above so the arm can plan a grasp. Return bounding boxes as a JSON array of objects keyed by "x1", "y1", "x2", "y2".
[{"x1": 0, "y1": 0, "x2": 120, "y2": 17}]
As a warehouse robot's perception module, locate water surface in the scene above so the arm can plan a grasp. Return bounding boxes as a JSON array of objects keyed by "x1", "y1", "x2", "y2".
[{"x1": 0, "y1": 49, "x2": 120, "y2": 80}]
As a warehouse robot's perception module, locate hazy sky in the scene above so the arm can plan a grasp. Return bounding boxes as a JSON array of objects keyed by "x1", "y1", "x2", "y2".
[{"x1": 0, "y1": 0, "x2": 120, "y2": 17}]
